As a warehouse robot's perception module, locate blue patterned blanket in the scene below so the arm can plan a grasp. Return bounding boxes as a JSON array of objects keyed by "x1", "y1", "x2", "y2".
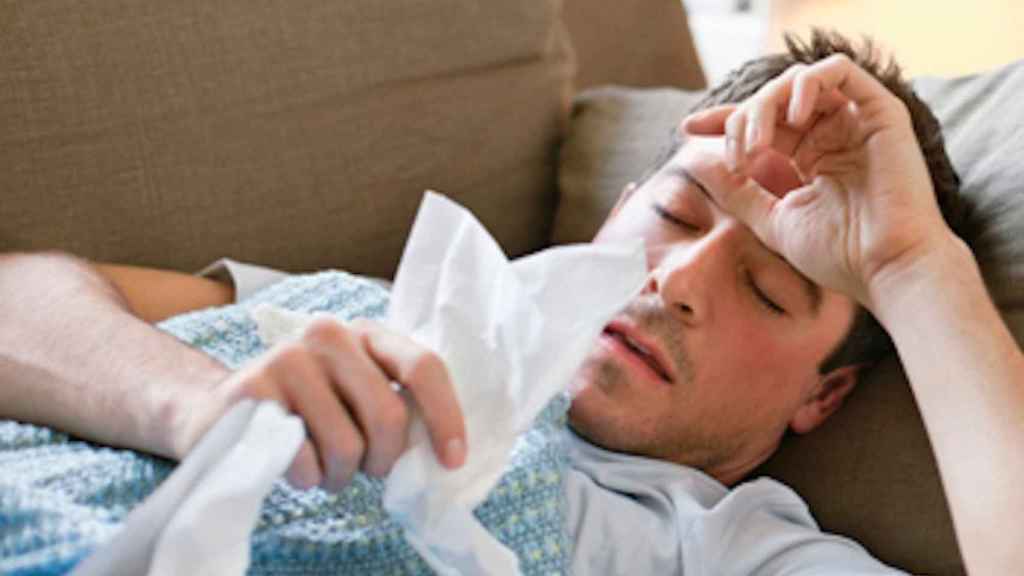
[{"x1": 0, "y1": 271, "x2": 571, "y2": 575}]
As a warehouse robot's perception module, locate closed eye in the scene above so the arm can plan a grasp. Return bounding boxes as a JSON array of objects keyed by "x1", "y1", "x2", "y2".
[
  {"x1": 745, "y1": 270, "x2": 787, "y2": 316},
  {"x1": 652, "y1": 203, "x2": 699, "y2": 233}
]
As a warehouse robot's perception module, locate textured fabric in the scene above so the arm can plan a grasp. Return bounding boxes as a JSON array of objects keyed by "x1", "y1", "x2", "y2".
[
  {"x1": 0, "y1": 271, "x2": 572, "y2": 575},
  {"x1": 0, "y1": 0, "x2": 572, "y2": 278},
  {"x1": 564, "y1": 432, "x2": 902, "y2": 576},
  {"x1": 563, "y1": 0, "x2": 706, "y2": 91},
  {"x1": 551, "y1": 60, "x2": 1024, "y2": 574}
]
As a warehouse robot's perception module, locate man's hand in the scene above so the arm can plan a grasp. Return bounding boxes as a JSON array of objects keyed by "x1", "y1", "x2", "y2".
[
  {"x1": 681, "y1": 54, "x2": 957, "y2": 310},
  {"x1": 179, "y1": 317, "x2": 467, "y2": 492}
]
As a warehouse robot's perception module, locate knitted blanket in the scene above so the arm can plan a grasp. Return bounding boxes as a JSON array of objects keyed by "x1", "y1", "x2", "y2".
[{"x1": 0, "y1": 271, "x2": 571, "y2": 575}]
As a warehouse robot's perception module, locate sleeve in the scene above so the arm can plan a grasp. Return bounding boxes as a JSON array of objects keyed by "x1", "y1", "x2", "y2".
[
  {"x1": 196, "y1": 258, "x2": 291, "y2": 303},
  {"x1": 694, "y1": 479, "x2": 907, "y2": 576}
]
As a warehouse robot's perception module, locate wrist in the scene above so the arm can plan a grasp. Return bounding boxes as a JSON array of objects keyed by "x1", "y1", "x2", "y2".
[
  {"x1": 151, "y1": 368, "x2": 231, "y2": 461},
  {"x1": 866, "y1": 231, "x2": 977, "y2": 328}
]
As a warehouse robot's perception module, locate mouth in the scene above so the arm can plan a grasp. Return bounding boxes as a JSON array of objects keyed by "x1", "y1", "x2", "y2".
[{"x1": 600, "y1": 321, "x2": 674, "y2": 384}]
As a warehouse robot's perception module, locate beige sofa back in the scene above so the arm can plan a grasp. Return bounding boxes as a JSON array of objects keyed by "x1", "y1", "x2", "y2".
[
  {"x1": 1, "y1": 0, "x2": 703, "y2": 278},
  {"x1": 2, "y1": 1, "x2": 573, "y2": 277}
]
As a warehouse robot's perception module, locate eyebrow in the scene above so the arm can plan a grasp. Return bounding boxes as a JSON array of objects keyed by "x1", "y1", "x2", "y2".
[
  {"x1": 670, "y1": 165, "x2": 824, "y2": 316},
  {"x1": 671, "y1": 166, "x2": 713, "y2": 201},
  {"x1": 773, "y1": 252, "x2": 823, "y2": 316}
]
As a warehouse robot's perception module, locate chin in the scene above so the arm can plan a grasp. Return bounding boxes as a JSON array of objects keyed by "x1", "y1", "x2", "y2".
[{"x1": 567, "y1": 386, "x2": 624, "y2": 452}]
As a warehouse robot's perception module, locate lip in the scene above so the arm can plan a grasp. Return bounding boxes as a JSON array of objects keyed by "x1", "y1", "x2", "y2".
[{"x1": 601, "y1": 320, "x2": 675, "y2": 384}]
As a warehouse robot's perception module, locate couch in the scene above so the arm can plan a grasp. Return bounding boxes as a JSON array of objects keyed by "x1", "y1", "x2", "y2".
[{"x1": 4, "y1": 1, "x2": 1022, "y2": 573}]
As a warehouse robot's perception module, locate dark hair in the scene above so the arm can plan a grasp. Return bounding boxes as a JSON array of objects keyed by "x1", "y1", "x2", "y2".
[{"x1": 647, "y1": 29, "x2": 968, "y2": 374}]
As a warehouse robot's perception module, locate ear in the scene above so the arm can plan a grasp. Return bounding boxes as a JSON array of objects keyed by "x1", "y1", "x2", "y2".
[{"x1": 789, "y1": 365, "x2": 860, "y2": 435}]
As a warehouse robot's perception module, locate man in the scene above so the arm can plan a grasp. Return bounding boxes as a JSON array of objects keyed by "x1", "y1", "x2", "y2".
[{"x1": 1, "y1": 31, "x2": 1021, "y2": 573}]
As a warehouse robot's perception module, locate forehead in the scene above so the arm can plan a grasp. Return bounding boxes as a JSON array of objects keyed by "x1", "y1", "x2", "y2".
[{"x1": 660, "y1": 136, "x2": 804, "y2": 199}]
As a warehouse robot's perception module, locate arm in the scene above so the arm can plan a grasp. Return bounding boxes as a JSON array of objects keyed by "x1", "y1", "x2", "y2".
[
  {"x1": 869, "y1": 238, "x2": 1024, "y2": 575},
  {"x1": 683, "y1": 55, "x2": 1024, "y2": 573},
  {"x1": 0, "y1": 251, "x2": 466, "y2": 490},
  {"x1": 93, "y1": 262, "x2": 234, "y2": 323},
  {"x1": 0, "y1": 252, "x2": 231, "y2": 459}
]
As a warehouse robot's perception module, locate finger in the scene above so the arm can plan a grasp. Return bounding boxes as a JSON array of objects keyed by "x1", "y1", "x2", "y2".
[
  {"x1": 744, "y1": 64, "x2": 806, "y2": 157},
  {"x1": 235, "y1": 370, "x2": 322, "y2": 490},
  {"x1": 688, "y1": 160, "x2": 784, "y2": 254},
  {"x1": 680, "y1": 104, "x2": 737, "y2": 136},
  {"x1": 354, "y1": 319, "x2": 467, "y2": 470},
  {"x1": 788, "y1": 54, "x2": 897, "y2": 126},
  {"x1": 792, "y1": 101, "x2": 860, "y2": 179},
  {"x1": 724, "y1": 110, "x2": 748, "y2": 171},
  {"x1": 302, "y1": 318, "x2": 408, "y2": 479},
  {"x1": 288, "y1": 442, "x2": 323, "y2": 490},
  {"x1": 745, "y1": 96, "x2": 779, "y2": 157},
  {"x1": 268, "y1": 343, "x2": 365, "y2": 491}
]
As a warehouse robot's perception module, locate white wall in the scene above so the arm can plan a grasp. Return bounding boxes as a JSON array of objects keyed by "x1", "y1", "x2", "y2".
[{"x1": 768, "y1": 0, "x2": 1024, "y2": 76}]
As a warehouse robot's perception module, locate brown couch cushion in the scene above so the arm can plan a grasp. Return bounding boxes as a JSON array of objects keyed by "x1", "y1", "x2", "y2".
[
  {"x1": 0, "y1": 0, "x2": 572, "y2": 277},
  {"x1": 554, "y1": 60, "x2": 1024, "y2": 575},
  {"x1": 563, "y1": 0, "x2": 706, "y2": 91}
]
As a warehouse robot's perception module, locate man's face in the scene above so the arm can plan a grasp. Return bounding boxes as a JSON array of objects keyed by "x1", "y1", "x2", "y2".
[{"x1": 567, "y1": 136, "x2": 857, "y2": 484}]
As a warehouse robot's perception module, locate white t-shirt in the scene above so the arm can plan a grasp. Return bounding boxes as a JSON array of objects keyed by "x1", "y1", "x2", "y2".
[{"x1": 200, "y1": 258, "x2": 904, "y2": 575}]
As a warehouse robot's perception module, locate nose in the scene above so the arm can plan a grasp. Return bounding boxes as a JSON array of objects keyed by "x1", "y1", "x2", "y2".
[{"x1": 642, "y1": 223, "x2": 745, "y2": 325}]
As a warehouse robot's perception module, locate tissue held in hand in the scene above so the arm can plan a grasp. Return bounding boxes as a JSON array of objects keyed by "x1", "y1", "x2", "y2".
[
  {"x1": 258, "y1": 192, "x2": 646, "y2": 575},
  {"x1": 384, "y1": 192, "x2": 645, "y2": 574}
]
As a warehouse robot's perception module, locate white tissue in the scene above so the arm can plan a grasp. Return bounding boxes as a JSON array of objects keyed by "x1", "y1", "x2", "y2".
[
  {"x1": 381, "y1": 192, "x2": 645, "y2": 574},
  {"x1": 71, "y1": 399, "x2": 304, "y2": 576}
]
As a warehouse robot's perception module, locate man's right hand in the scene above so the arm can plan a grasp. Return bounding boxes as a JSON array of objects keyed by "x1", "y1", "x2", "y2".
[
  {"x1": 681, "y1": 54, "x2": 957, "y2": 311},
  {"x1": 179, "y1": 317, "x2": 467, "y2": 492}
]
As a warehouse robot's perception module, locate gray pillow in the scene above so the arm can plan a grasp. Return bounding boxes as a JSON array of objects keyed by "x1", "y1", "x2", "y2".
[
  {"x1": 553, "y1": 59, "x2": 1024, "y2": 575},
  {"x1": 552, "y1": 87, "x2": 705, "y2": 245}
]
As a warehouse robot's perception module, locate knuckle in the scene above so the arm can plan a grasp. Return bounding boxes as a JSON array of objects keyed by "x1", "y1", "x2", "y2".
[
  {"x1": 890, "y1": 98, "x2": 913, "y2": 125},
  {"x1": 303, "y1": 316, "x2": 350, "y2": 347},
  {"x1": 827, "y1": 53, "x2": 853, "y2": 67},
  {"x1": 270, "y1": 341, "x2": 311, "y2": 368},
  {"x1": 373, "y1": 397, "x2": 409, "y2": 437},
  {"x1": 407, "y1": 350, "x2": 445, "y2": 385}
]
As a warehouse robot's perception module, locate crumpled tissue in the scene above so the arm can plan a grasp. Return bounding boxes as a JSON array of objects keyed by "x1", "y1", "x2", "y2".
[
  {"x1": 71, "y1": 399, "x2": 304, "y2": 576},
  {"x1": 73, "y1": 191, "x2": 645, "y2": 576}
]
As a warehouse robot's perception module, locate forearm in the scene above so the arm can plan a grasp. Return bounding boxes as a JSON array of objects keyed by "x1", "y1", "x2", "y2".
[
  {"x1": 869, "y1": 237, "x2": 1024, "y2": 574},
  {"x1": 0, "y1": 252, "x2": 229, "y2": 459}
]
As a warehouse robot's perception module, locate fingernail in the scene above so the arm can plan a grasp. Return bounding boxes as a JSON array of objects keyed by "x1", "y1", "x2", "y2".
[
  {"x1": 726, "y1": 137, "x2": 738, "y2": 171},
  {"x1": 787, "y1": 100, "x2": 800, "y2": 125},
  {"x1": 746, "y1": 124, "x2": 759, "y2": 154},
  {"x1": 445, "y1": 437, "x2": 466, "y2": 468}
]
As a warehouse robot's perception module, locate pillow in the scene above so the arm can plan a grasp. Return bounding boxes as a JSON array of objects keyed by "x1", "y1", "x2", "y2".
[
  {"x1": 0, "y1": 0, "x2": 572, "y2": 278},
  {"x1": 552, "y1": 87, "x2": 706, "y2": 244},
  {"x1": 553, "y1": 59, "x2": 1024, "y2": 575}
]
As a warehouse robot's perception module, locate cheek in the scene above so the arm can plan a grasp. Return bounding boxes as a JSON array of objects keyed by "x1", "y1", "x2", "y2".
[{"x1": 695, "y1": 314, "x2": 806, "y2": 399}]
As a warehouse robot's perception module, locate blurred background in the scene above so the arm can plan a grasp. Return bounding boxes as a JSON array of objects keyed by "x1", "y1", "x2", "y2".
[{"x1": 684, "y1": 0, "x2": 1023, "y2": 83}]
